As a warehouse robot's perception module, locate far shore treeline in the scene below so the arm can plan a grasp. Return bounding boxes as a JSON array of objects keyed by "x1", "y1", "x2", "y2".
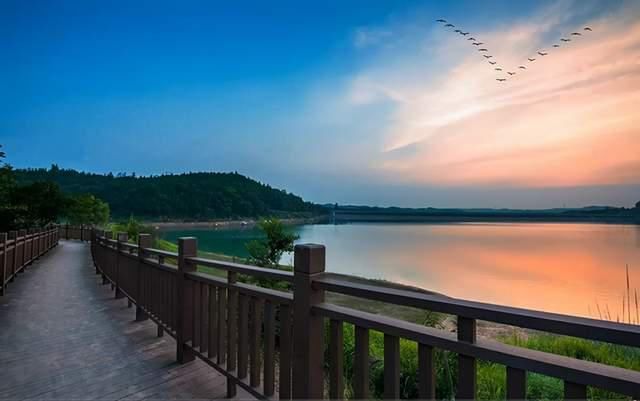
[
  {"x1": 1, "y1": 146, "x2": 109, "y2": 231},
  {"x1": 13, "y1": 165, "x2": 323, "y2": 221}
]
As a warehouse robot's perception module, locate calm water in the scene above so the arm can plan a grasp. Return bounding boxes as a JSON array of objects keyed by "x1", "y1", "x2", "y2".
[{"x1": 160, "y1": 223, "x2": 640, "y2": 320}]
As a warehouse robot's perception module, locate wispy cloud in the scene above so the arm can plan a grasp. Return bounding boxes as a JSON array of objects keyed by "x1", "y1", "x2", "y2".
[
  {"x1": 353, "y1": 27, "x2": 393, "y2": 49},
  {"x1": 341, "y1": 1, "x2": 640, "y2": 187}
]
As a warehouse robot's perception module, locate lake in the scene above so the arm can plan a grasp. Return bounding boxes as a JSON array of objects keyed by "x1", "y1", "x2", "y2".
[{"x1": 159, "y1": 222, "x2": 640, "y2": 321}]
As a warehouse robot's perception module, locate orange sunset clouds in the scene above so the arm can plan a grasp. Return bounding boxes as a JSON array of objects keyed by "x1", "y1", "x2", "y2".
[{"x1": 347, "y1": 1, "x2": 640, "y2": 188}]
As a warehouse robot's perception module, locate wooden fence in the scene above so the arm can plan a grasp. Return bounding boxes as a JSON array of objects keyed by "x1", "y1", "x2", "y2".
[
  {"x1": 58, "y1": 224, "x2": 91, "y2": 241},
  {"x1": 91, "y1": 230, "x2": 640, "y2": 400},
  {"x1": 0, "y1": 227, "x2": 59, "y2": 296}
]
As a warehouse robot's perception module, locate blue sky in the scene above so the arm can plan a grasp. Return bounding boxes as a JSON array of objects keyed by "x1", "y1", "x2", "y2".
[{"x1": 2, "y1": 0, "x2": 639, "y2": 208}]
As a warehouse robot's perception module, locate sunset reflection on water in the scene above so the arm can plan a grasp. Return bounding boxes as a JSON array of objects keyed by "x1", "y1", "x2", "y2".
[{"x1": 295, "y1": 223, "x2": 640, "y2": 321}]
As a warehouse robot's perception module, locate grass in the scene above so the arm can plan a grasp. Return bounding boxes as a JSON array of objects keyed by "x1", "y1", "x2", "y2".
[
  {"x1": 589, "y1": 265, "x2": 638, "y2": 325},
  {"x1": 500, "y1": 333, "x2": 640, "y2": 401},
  {"x1": 328, "y1": 326, "x2": 638, "y2": 401}
]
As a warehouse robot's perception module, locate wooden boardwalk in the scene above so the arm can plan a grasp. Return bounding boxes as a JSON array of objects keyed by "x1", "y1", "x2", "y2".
[{"x1": 0, "y1": 240, "x2": 250, "y2": 400}]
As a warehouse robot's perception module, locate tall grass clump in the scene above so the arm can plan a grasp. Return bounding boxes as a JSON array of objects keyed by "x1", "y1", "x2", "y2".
[{"x1": 503, "y1": 333, "x2": 640, "y2": 400}]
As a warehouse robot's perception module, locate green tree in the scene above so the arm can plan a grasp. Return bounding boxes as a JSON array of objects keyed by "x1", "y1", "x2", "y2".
[
  {"x1": 0, "y1": 145, "x2": 21, "y2": 230},
  {"x1": 246, "y1": 218, "x2": 299, "y2": 267},
  {"x1": 65, "y1": 194, "x2": 110, "y2": 227},
  {"x1": 11, "y1": 181, "x2": 66, "y2": 227},
  {"x1": 111, "y1": 215, "x2": 152, "y2": 241}
]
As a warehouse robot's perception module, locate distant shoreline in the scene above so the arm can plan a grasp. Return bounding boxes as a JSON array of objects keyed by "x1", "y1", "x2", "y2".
[
  {"x1": 148, "y1": 216, "x2": 324, "y2": 230},
  {"x1": 331, "y1": 213, "x2": 640, "y2": 224},
  {"x1": 148, "y1": 214, "x2": 639, "y2": 230}
]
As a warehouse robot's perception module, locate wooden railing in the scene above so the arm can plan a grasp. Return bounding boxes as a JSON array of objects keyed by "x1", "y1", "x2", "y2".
[
  {"x1": 0, "y1": 227, "x2": 59, "y2": 296},
  {"x1": 90, "y1": 230, "x2": 640, "y2": 400},
  {"x1": 58, "y1": 224, "x2": 91, "y2": 241}
]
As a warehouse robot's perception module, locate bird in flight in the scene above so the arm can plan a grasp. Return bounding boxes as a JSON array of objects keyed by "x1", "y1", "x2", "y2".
[
  {"x1": 528, "y1": 57, "x2": 536, "y2": 62},
  {"x1": 436, "y1": 19, "x2": 447, "y2": 23},
  {"x1": 507, "y1": 71, "x2": 516, "y2": 76},
  {"x1": 468, "y1": 37, "x2": 476, "y2": 41},
  {"x1": 518, "y1": 65, "x2": 526, "y2": 69},
  {"x1": 552, "y1": 44, "x2": 560, "y2": 48},
  {"x1": 561, "y1": 38, "x2": 571, "y2": 42},
  {"x1": 488, "y1": 61, "x2": 497, "y2": 65},
  {"x1": 478, "y1": 48, "x2": 488, "y2": 52},
  {"x1": 483, "y1": 55, "x2": 493, "y2": 58},
  {"x1": 454, "y1": 29, "x2": 462, "y2": 33},
  {"x1": 461, "y1": 32, "x2": 470, "y2": 35},
  {"x1": 537, "y1": 51, "x2": 548, "y2": 56},
  {"x1": 584, "y1": 27, "x2": 592, "y2": 31},
  {"x1": 472, "y1": 42, "x2": 484, "y2": 46},
  {"x1": 496, "y1": 78, "x2": 507, "y2": 82},
  {"x1": 495, "y1": 67, "x2": 503, "y2": 71},
  {"x1": 571, "y1": 32, "x2": 582, "y2": 36},
  {"x1": 445, "y1": 23, "x2": 454, "y2": 27}
]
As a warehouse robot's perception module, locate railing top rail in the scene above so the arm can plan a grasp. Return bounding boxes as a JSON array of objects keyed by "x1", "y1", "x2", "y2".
[
  {"x1": 146, "y1": 248, "x2": 178, "y2": 258},
  {"x1": 141, "y1": 257, "x2": 178, "y2": 273},
  {"x1": 186, "y1": 256, "x2": 294, "y2": 283},
  {"x1": 186, "y1": 271, "x2": 293, "y2": 304},
  {"x1": 313, "y1": 274, "x2": 640, "y2": 347},
  {"x1": 314, "y1": 303, "x2": 640, "y2": 397}
]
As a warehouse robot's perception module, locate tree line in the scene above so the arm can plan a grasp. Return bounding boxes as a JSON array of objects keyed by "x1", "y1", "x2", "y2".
[
  {"x1": 0, "y1": 146, "x2": 109, "y2": 231},
  {"x1": 14, "y1": 165, "x2": 322, "y2": 221}
]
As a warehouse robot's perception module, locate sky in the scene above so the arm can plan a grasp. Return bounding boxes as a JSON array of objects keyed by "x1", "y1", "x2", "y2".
[{"x1": 2, "y1": 0, "x2": 639, "y2": 208}]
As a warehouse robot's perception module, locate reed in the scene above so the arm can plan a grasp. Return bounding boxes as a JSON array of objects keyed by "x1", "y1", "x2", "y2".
[{"x1": 589, "y1": 265, "x2": 638, "y2": 325}]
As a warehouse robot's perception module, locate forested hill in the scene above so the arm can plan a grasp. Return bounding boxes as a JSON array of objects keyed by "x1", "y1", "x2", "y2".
[{"x1": 14, "y1": 166, "x2": 322, "y2": 220}]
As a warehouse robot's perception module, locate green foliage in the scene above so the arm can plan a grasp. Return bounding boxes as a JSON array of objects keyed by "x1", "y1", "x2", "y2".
[
  {"x1": 65, "y1": 194, "x2": 110, "y2": 227},
  {"x1": 246, "y1": 218, "x2": 299, "y2": 267},
  {"x1": 1, "y1": 146, "x2": 68, "y2": 229},
  {"x1": 331, "y1": 325, "x2": 458, "y2": 400},
  {"x1": 14, "y1": 166, "x2": 322, "y2": 220},
  {"x1": 502, "y1": 333, "x2": 639, "y2": 400},
  {"x1": 328, "y1": 326, "x2": 639, "y2": 401},
  {"x1": 0, "y1": 145, "x2": 18, "y2": 229},
  {"x1": 10, "y1": 181, "x2": 66, "y2": 227},
  {"x1": 110, "y1": 215, "x2": 152, "y2": 242},
  {"x1": 0, "y1": 148, "x2": 111, "y2": 230}
]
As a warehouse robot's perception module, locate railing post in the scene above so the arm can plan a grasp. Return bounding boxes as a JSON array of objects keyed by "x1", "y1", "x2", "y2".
[
  {"x1": 136, "y1": 234, "x2": 151, "y2": 322},
  {"x1": 292, "y1": 244, "x2": 325, "y2": 399},
  {"x1": 102, "y1": 231, "x2": 112, "y2": 284},
  {"x1": 0, "y1": 233, "x2": 6, "y2": 296},
  {"x1": 90, "y1": 229, "x2": 98, "y2": 274},
  {"x1": 8, "y1": 231, "x2": 16, "y2": 282},
  {"x1": 18, "y1": 230, "x2": 26, "y2": 272},
  {"x1": 457, "y1": 316, "x2": 477, "y2": 400},
  {"x1": 226, "y1": 271, "x2": 238, "y2": 397},
  {"x1": 65, "y1": 223, "x2": 69, "y2": 240},
  {"x1": 36, "y1": 229, "x2": 41, "y2": 259},
  {"x1": 115, "y1": 233, "x2": 128, "y2": 299},
  {"x1": 176, "y1": 237, "x2": 197, "y2": 363}
]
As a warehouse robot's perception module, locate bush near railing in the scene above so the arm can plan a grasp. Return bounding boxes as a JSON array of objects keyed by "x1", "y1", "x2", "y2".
[
  {"x1": 0, "y1": 226, "x2": 59, "y2": 296},
  {"x1": 91, "y1": 229, "x2": 640, "y2": 400}
]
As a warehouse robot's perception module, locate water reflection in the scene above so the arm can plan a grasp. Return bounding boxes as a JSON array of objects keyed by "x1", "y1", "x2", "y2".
[
  {"x1": 294, "y1": 223, "x2": 639, "y2": 321},
  {"x1": 162, "y1": 223, "x2": 640, "y2": 321}
]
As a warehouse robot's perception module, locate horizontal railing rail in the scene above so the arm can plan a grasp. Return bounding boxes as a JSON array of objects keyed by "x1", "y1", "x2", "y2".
[
  {"x1": 90, "y1": 230, "x2": 640, "y2": 400},
  {"x1": 313, "y1": 275, "x2": 640, "y2": 347},
  {"x1": 91, "y1": 231, "x2": 295, "y2": 400},
  {"x1": 58, "y1": 224, "x2": 92, "y2": 241},
  {"x1": 1, "y1": 226, "x2": 60, "y2": 296}
]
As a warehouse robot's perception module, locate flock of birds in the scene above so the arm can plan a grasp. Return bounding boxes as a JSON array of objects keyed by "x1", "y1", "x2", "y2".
[{"x1": 435, "y1": 19, "x2": 593, "y2": 83}]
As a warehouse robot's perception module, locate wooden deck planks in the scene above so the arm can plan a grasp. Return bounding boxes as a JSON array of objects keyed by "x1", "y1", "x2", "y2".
[{"x1": 0, "y1": 240, "x2": 252, "y2": 400}]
